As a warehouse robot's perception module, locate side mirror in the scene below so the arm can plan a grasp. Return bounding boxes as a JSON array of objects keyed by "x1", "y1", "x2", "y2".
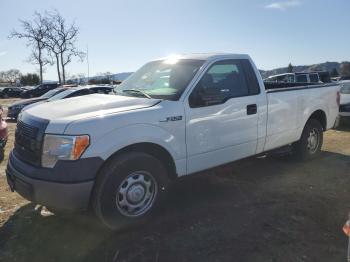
[{"x1": 189, "y1": 84, "x2": 226, "y2": 108}]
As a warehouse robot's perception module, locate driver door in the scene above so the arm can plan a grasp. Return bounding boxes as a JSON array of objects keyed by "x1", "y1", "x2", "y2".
[{"x1": 185, "y1": 59, "x2": 260, "y2": 174}]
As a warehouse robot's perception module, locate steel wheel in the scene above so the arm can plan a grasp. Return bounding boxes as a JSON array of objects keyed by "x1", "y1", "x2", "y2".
[
  {"x1": 306, "y1": 128, "x2": 320, "y2": 154},
  {"x1": 116, "y1": 171, "x2": 158, "y2": 217}
]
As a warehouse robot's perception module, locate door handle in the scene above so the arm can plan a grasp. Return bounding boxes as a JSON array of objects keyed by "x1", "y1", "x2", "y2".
[{"x1": 247, "y1": 104, "x2": 257, "y2": 115}]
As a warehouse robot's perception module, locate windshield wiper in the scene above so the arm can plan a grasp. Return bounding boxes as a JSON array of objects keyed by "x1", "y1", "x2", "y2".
[{"x1": 122, "y1": 89, "x2": 152, "y2": 99}]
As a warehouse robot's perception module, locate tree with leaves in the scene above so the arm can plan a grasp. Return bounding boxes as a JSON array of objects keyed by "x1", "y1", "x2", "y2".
[
  {"x1": 9, "y1": 12, "x2": 50, "y2": 84},
  {"x1": 287, "y1": 63, "x2": 294, "y2": 73},
  {"x1": 20, "y1": 73, "x2": 40, "y2": 86}
]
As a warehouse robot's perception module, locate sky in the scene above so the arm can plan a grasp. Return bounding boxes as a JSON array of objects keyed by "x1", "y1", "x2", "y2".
[{"x1": 0, "y1": 0, "x2": 349, "y2": 81}]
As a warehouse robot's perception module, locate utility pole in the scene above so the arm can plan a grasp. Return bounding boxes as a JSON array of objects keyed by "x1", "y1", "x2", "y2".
[{"x1": 87, "y1": 45, "x2": 90, "y2": 85}]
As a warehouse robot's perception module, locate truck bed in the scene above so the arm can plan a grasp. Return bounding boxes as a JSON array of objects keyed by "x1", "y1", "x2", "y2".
[
  {"x1": 264, "y1": 81, "x2": 320, "y2": 91},
  {"x1": 263, "y1": 81, "x2": 339, "y2": 152}
]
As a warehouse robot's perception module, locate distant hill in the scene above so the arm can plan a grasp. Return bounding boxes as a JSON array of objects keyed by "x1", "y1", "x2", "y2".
[
  {"x1": 260, "y1": 61, "x2": 348, "y2": 79},
  {"x1": 66, "y1": 72, "x2": 133, "y2": 84},
  {"x1": 88, "y1": 72, "x2": 133, "y2": 82},
  {"x1": 111, "y1": 72, "x2": 133, "y2": 81}
]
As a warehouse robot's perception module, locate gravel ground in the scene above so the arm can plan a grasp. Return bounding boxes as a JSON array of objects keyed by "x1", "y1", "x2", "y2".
[{"x1": 0, "y1": 102, "x2": 349, "y2": 262}]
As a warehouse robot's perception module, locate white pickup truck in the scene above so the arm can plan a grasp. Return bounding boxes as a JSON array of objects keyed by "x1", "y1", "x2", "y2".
[{"x1": 6, "y1": 54, "x2": 340, "y2": 229}]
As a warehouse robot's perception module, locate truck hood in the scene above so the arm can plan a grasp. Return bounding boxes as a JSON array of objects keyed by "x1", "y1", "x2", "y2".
[{"x1": 22, "y1": 94, "x2": 161, "y2": 124}]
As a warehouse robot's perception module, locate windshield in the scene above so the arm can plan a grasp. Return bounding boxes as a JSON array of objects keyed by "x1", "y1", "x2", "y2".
[
  {"x1": 40, "y1": 88, "x2": 63, "y2": 99},
  {"x1": 48, "y1": 88, "x2": 80, "y2": 101},
  {"x1": 114, "y1": 59, "x2": 204, "y2": 100}
]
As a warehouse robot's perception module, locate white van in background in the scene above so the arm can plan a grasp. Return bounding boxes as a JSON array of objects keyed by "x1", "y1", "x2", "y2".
[
  {"x1": 265, "y1": 72, "x2": 321, "y2": 83},
  {"x1": 339, "y1": 81, "x2": 350, "y2": 118}
]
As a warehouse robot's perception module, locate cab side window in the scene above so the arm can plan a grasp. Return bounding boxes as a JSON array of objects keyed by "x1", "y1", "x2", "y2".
[{"x1": 189, "y1": 60, "x2": 250, "y2": 107}]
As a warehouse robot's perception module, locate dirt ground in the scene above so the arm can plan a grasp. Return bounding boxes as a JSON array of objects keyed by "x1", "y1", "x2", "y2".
[{"x1": 0, "y1": 101, "x2": 350, "y2": 261}]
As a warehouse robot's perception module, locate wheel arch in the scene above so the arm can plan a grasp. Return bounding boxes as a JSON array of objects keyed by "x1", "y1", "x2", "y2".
[
  {"x1": 98, "y1": 142, "x2": 178, "y2": 181},
  {"x1": 307, "y1": 109, "x2": 327, "y2": 131}
]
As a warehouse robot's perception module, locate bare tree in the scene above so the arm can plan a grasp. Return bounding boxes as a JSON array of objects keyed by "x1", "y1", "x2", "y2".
[
  {"x1": 0, "y1": 69, "x2": 22, "y2": 85},
  {"x1": 26, "y1": 48, "x2": 52, "y2": 73},
  {"x1": 77, "y1": 73, "x2": 86, "y2": 85},
  {"x1": 42, "y1": 15, "x2": 62, "y2": 84},
  {"x1": 0, "y1": 71, "x2": 5, "y2": 82},
  {"x1": 103, "y1": 71, "x2": 113, "y2": 82},
  {"x1": 44, "y1": 10, "x2": 85, "y2": 84},
  {"x1": 9, "y1": 12, "x2": 49, "y2": 84}
]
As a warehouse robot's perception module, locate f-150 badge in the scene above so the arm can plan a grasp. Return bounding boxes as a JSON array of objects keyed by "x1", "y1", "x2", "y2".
[{"x1": 159, "y1": 116, "x2": 183, "y2": 122}]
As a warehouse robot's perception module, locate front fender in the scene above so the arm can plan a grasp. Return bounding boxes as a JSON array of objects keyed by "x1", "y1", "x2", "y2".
[{"x1": 82, "y1": 123, "x2": 186, "y2": 170}]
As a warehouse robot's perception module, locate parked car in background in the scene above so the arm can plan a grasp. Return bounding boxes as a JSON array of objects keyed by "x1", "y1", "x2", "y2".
[
  {"x1": 6, "y1": 53, "x2": 340, "y2": 230},
  {"x1": 20, "y1": 86, "x2": 35, "y2": 91},
  {"x1": 20, "y1": 83, "x2": 60, "y2": 98},
  {"x1": 0, "y1": 106, "x2": 8, "y2": 161},
  {"x1": 44, "y1": 85, "x2": 113, "y2": 102},
  {"x1": 316, "y1": 71, "x2": 331, "y2": 83},
  {"x1": 339, "y1": 81, "x2": 350, "y2": 119},
  {"x1": 0, "y1": 87, "x2": 23, "y2": 98},
  {"x1": 23, "y1": 85, "x2": 114, "y2": 110},
  {"x1": 7, "y1": 87, "x2": 68, "y2": 120},
  {"x1": 340, "y1": 76, "x2": 350, "y2": 81},
  {"x1": 265, "y1": 72, "x2": 322, "y2": 84}
]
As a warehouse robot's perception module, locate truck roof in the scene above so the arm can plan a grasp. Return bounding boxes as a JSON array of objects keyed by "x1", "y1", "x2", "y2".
[{"x1": 154, "y1": 53, "x2": 251, "y2": 62}]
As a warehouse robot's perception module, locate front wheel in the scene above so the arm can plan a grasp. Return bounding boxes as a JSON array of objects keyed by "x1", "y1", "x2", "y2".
[
  {"x1": 92, "y1": 152, "x2": 169, "y2": 230},
  {"x1": 293, "y1": 119, "x2": 323, "y2": 160}
]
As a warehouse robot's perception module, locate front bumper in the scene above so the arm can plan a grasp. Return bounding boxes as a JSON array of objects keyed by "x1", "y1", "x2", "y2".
[
  {"x1": 6, "y1": 151, "x2": 102, "y2": 211},
  {"x1": 339, "y1": 104, "x2": 350, "y2": 117},
  {"x1": 339, "y1": 112, "x2": 350, "y2": 117}
]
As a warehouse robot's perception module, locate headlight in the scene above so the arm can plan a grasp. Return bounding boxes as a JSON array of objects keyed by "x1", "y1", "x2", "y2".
[{"x1": 42, "y1": 134, "x2": 90, "y2": 168}]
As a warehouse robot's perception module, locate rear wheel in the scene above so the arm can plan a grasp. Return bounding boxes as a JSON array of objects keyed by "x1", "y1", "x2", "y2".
[
  {"x1": 92, "y1": 152, "x2": 169, "y2": 230},
  {"x1": 293, "y1": 119, "x2": 323, "y2": 160}
]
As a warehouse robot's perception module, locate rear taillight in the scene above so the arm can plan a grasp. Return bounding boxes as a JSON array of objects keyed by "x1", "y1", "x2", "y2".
[{"x1": 336, "y1": 91, "x2": 340, "y2": 106}]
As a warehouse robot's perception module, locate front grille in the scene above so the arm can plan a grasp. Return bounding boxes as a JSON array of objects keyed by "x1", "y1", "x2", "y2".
[
  {"x1": 17, "y1": 121, "x2": 38, "y2": 138},
  {"x1": 14, "y1": 118, "x2": 48, "y2": 166}
]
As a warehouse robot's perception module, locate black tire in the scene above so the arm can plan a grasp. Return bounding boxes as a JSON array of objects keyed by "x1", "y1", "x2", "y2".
[
  {"x1": 3, "y1": 94, "x2": 8, "y2": 98},
  {"x1": 293, "y1": 119, "x2": 323, "y2": 161},
  {"x1": 92, "y1": 152, "x2": 169, "y2": 230}
]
